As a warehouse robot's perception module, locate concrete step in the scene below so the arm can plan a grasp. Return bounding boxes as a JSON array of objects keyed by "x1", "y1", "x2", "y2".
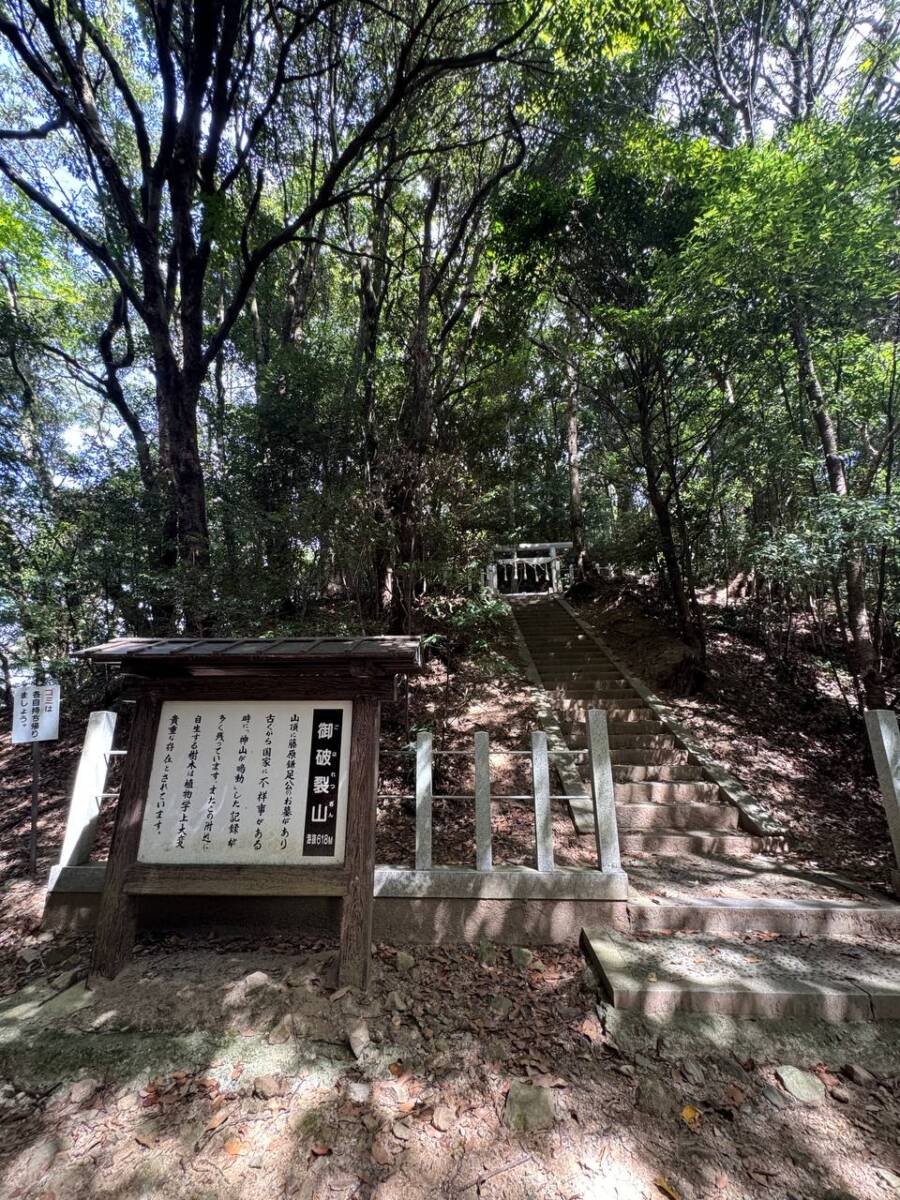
[
  {"x1": 608, "y1": 720, "x2": 666, "y2": 736},
  {"x1": 565, "y1": 688, "x2": 643, "y2": 701},
  {"x1": 537, "y1": 670, "x2": 625, "y2": 682},
  {"x1": 557, "y1": 676, "x2": 632, "y2": 687},
  {"x1": 618, "y1": 830, "x2": 760, "y2": 856},
  {"x1": 581, "y1": 929, "x2": 900, "y2": 1021},
  {"x1": 612, "y1": 764, "x2": 706, "y2": 782},
  {"x1": 570, "y1": 706, "x2": 656, "y2": 724},
  {"x1": 541, "y1": 680, "x2": 628, "y2": 691},
  {"x1": 533, "y1": 660, "x2": 618, "y2": 668},
  {"x1": 526, "y1": 638, "x2": 601, "y2": 645},
  {"x1": 626, "y1": 898, "x2": 900, "y2": 936},
  {"x1": 614, "y1": 779, "x2": 721, "y2": 803},
  {"x1": 611, "y1": 748, "x2": 691, "y2": 765},
  {"x1": 536, "y1": 669, "x2": 624, "y2": 681},
  {"x1": 608, "y1": 733, "x2": 678, "y2": 750},
  {"x1": 529, "y1": 644, "x2": 611, "y2": 652},
  {"x1": 615, "y1": 802, "x2": 739, "y2": 831}
]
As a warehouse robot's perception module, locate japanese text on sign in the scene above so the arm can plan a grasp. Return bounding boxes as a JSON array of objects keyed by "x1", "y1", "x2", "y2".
[
  {"x1": 137, "y1": 701, "x2": 352, "y2": 866},
  {"x1": 11, "y1": 683, "x2": 60, "y2": 745}
]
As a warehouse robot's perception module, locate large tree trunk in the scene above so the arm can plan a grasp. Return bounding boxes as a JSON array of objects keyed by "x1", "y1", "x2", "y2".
[
  {"x1": 646, "y1": 482, "x2": 707, "y2": 670},
  {"x1": 388, "y1": 178, "x2": 441, "y2": 633},
  {"x1": 564, "y1": 359, "x2": 588, "y2": 579},
  {"x1": 636, "y1": 383, "x2": 707, "y2": 678},
  {"x1": 153, "y1": 344, "x2": 211, "y2": 633},
  {"x1": 792, "y1": 311, "x2": 885, "y2": 707}
]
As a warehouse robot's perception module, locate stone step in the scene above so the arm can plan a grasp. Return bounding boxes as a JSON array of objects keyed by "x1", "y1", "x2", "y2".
[
  {"x1": 617, "y1": 830, "x2": 760, "y2": 856},
  {"x1": 525, "y1": 643, "x2": 593, "y2": 653},
  {"x1": 526, "y1": 644, "x2": 608, "y2": 653},
  {"x1": 534, "y1": 661, "x2": 619, "y2": 668},
  {"x1": 534, "y1": 661, "x2": 617, "y2": 670},
  {"x1": 608, "y1": 733, "x2": 678, "y2": 750},
  {"x1": 543, "y1": 683, "x2": 627, "y2": 693},
  {"x1": 612, "y1": 764, "x2": 706, "y2": 782},
  {"x1": 536, "y1": 669, "x2": 624, "y2": 681},
  {"x1": 614, "y1": 779, "x2": 721, "y2": 803},
  {"x1": 581, "y1": 929, "x2": 900, "y2": 1021},
  {"x1": 567, "y1": 705, "x2": 656, "y2": 724},
  {"x1": 615, "y1": 802, "x2": 739, "y2": 832},
  {"x1": 536, "y1": 670, "x2": 625, "y2": 682},
  {"x1": 541, "y1": 681, "x2": 628, "y2": 692},
  {"x1": 626, "y1": 898, "x2": 900, "y2": 937},
  {"x1": 565, "y1": 688, "x2": 643, "y2": 700},
  {"x1": 611, "y1": 748, "x2": 691, "y2": 765},
  {"x1": 608, "y1": 720, "x2": 666, "y2": 736}
]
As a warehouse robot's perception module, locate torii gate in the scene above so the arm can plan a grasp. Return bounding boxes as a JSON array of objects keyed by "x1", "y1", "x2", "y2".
[{"x1": 486, "y1": 542, "x2": 573, "y2": 595}]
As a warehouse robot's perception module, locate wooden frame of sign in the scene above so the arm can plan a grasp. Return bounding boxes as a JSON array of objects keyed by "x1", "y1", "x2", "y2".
[{"x1": 79, "y1": 637, "x2": 422, "y2": 989}]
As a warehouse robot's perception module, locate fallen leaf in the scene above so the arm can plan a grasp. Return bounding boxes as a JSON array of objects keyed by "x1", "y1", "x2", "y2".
[
  {"x1": 135, "y1": 1134, "x2": 154, "y2": 1149},
  {"x1": 329, "y1": 986, "x2": 350, "y2": 1003},
  {"x1": 204, "y1": 1109, "x2": 229, "y2": 1133},
  {"x1": 223, "y1": 1138, "x2": 248, "y2": 1157},
  {"x1": 680, "y1": 1104, "x2": 702, "y2": 1128},
  {"x1": 578, "y1": 1014, "x2": 603, "y2": 1044},
  {"x1": 654, "y1": 1178, "x2": 681, "y2": 1200}
]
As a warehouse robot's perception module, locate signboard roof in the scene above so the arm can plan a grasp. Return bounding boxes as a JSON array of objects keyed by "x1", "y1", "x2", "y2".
[{"x1": 76, "y1": 636, "x2": 422, "y2": 674}]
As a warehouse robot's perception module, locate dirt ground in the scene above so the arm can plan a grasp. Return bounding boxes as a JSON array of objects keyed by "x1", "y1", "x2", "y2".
[
  {"x1": 2, "y1": 597, "x2": 900, "y2": 1198},
  {"x1": 3, "y1": 930, "x2": 900, "y2": 1200}
]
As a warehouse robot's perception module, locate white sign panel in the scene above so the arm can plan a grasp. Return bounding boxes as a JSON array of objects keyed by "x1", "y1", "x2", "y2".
[
  {"x1": 12, "y1": 682, "x2": 61, "y2": 744},
  {"x1": 137, "y1": 700, "x2": 352, "y2": 866}
]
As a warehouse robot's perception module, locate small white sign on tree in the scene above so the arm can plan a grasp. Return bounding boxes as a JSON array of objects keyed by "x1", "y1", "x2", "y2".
[{"x1": 12, "y1": 682, "x2": 61, "y2": 744}]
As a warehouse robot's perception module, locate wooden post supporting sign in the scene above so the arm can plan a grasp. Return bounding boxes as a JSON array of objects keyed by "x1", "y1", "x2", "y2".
[{"x1": 78, "y1": 636, "x2": 422, "y2": 988}]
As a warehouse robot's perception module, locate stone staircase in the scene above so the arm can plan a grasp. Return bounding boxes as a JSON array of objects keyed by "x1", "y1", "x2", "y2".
[
  {"x1": 510, "y1": 593, "x2": 900, "y2": 1021},
  {"x1": 511, "y1": 597, "x2": 762, "y2": 857}
]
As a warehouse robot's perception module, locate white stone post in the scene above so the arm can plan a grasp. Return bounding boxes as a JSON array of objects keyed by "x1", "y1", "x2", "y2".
[
  {"x1": 531, "y1": 730, "x2": 554, "y2": 872},
  {"x1": 865, "y1": 709, "x2": 900, "y2": 897},
  {"x1": 415, "y1": 730, "x2": 433, "y2": 870},
  {"x1": 474, "y1": 731, "x2": 492, "y2": 871},
  {"x1": 587, "y1": 709, "x2": 623, "y2": 874},
  {"x1": 58, "y1": 710, "x2": 117, "y2": 868}
]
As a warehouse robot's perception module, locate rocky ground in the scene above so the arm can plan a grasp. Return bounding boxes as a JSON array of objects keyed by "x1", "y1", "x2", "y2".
[{"x1": 2, "y1": 930, "x2": 900, "y2": 1200}]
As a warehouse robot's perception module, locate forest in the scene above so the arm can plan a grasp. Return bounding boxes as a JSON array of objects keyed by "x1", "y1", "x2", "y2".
[
  {"x1": 0, "y1": 0, "x2": 898, "y2": 710},
  {"x1": 2, "y1": 7, "x2": 900, "y2": 1198}
]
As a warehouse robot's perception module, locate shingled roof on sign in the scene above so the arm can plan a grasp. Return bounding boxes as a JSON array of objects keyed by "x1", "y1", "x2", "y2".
[{"x1": 75, "y1": 636, "x2": 423, "y2": 674}]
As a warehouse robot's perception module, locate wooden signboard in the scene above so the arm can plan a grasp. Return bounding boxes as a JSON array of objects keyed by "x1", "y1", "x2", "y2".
[{"x1": 77, "y1": 636, "x2": 422, "y2": 988}]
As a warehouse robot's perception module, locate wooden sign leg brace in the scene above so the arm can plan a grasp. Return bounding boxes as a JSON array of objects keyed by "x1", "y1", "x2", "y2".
[
  {"x1": 90, "y1": 694, "x2": 381, "y2": 989},
  {"x1": 91, "y1": 694, "x2": 161, "y2": 981}
]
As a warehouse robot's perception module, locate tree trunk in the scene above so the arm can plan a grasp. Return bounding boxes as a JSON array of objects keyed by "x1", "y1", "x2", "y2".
[
  {"x1": 792, "y1": 310, "x2": 885, "y2": 707},
  {"x1": 647, "y1": 483, "x2": 707, "y2": 670},
  {"x1": 153, "y1": 346, "x2": 211, "y2": 633},
  {"x1": 564, "y1": 359, "x2": 588, "y2": 578},
  {"x1": 636, "y1": 384, "x2": 707, "y2": 678},
  {"x1": 388, "y1": 178, "x2": 441, "y2": 633}
]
